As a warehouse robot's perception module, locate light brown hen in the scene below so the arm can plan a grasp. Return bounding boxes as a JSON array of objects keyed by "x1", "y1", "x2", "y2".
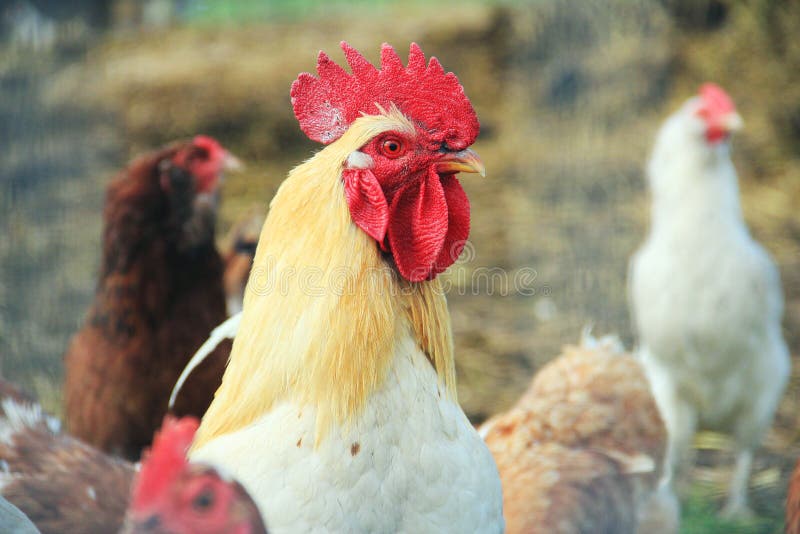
[{"x1": 481, "y1": 336, "x2": 678, "y2": 534}]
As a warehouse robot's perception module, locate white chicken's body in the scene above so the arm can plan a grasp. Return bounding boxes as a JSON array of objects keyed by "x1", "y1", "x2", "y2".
[
  {"x1": 629, "y1": 99, "x2": 789, "y2": 516},
  {"x1": 191, "y1": 326, "x2": 503, "y2": 534}
]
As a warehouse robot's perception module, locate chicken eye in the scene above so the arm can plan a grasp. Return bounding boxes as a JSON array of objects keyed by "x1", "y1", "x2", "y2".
[
  {"x1": 192, "y1": 488, "x2": 215, "y2": 512},
  {"x1": 380, "y1": 138, "x2": 404, "y2": 158}
]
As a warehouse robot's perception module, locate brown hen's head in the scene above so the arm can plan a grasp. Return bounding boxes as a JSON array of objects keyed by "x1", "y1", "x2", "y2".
[
  {"x1": 291, "y1": 42, "x2": 484, "y2": 282},
  {"x1": 168, "y1": 135, "x2": 236, "y2": 194},
  {"x1": 124, "y1": 417, "x2": 267, "y2": 534},
  {"x1": 159, "y1": 136, "x2": 240, "y2": 251}
]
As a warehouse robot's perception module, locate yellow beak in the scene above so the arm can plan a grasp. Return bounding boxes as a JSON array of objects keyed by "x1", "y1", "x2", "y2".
[
  {"x1": 723, "y1": 111, "x2": 744, "y2": 132},
  {"x1": 434, "y1": 148, "x2": 486, "y2": 177},
  {"x1": 224, "y1": 151, "x2": 245, "y2": 171}
]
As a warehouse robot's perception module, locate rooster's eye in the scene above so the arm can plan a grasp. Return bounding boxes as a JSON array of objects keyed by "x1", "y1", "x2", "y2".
[{"x1": 380, "y1": 138, "x2": 405, "y2": 158}]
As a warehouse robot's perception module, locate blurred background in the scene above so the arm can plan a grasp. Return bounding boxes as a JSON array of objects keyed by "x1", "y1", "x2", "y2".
[{"x1": 0, "y1": 0, "x2": 797, "y2": 531}]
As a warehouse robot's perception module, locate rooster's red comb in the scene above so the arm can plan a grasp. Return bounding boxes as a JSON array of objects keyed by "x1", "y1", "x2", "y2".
[
  {"x1": 291, "y1": 42, "x2": 479, "y2": 148},
  {"x1": 130, "y1": 416, "x2": 199, "y2": 510}
]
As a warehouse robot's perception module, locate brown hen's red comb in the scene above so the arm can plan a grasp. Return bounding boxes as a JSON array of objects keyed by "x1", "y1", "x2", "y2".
[
  {"x1": 291, "y1": 42, "x2": 479, "y2": 149},
  {"x1": 130, "y1": 416, "x2": 199, "y2": 511}
]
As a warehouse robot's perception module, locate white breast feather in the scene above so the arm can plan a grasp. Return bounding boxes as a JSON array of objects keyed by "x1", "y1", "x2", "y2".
[{"x1": 191, "y1": 329, "x2": 504, "y2": 534}]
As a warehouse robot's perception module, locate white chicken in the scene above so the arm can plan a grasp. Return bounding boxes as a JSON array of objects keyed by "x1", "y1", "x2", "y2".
[{"x1": 628, "y1": 83, "x2": 790, "y2": 517}]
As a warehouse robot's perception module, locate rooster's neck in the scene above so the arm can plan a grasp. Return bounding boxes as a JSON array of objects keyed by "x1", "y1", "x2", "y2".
[{"x1": 194, "y1": 115, "x2": 456, "y2": 450}]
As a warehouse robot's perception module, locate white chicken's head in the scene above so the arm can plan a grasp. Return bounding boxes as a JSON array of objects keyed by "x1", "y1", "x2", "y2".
[{"x1": 687, "y1": 83, "x2": 743, "y2": 145}]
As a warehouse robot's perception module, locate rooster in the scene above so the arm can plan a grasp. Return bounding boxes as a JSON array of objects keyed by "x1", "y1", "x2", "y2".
[
  {"x1": 480, "y1": 333, "x2": 678, "y2": 534},
  {"x1": 628, "y1": 83, "x2": 790, "y2": 517},
  {"x1": 189, "y1": 42, "x2": 503, "y2": 532},
  {"x1": 0, "y1": 380, "x2": 267, "y2": 534},
  {"x1": 63, "y1": 136, "x2": 240, "y2": 460}
]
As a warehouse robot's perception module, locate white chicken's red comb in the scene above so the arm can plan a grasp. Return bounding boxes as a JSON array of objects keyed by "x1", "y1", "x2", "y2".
[{"x1": 698, "y1": 83, "x2": 735, "y2": 115}]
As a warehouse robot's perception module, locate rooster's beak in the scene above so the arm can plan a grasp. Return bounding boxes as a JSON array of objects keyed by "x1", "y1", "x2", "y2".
[
  {"x1": 434, "y1": 149, "x2": 486, "y2": 177},
  {"x1": 723, "y1": 112, "x2": 744, "y2": 133},
  {"x1": 224, "y1": 151, "x2": 245, "y2": 172}
]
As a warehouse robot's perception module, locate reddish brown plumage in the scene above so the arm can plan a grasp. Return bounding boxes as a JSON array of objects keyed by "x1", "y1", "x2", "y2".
[
  {"x1": 787, "y1": 459, "x2": 800, "y2": 534},
  {"x1": 481, "y1": 340, "x2": 675, "y2": 534},
  {"x1": 63, "y1": 138, "x2": 232, "y2": 460}
]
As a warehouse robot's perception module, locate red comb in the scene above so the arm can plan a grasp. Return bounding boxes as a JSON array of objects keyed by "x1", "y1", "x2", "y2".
[
  {"x1": 130, "y1": 416, "x2": 199, "y2": 510},
  {"x1": 171, "y1": 135, "x2": 223, "y2": 168},
  {"x1": 699, "y1": 83, "x2": 735, "y2": 114},
  {"x1": 192, "y1": 135, "x2": 223, "y2": 154},
  {"x1": 291, "y1": 42, "x2": 479, "y2": 148}
]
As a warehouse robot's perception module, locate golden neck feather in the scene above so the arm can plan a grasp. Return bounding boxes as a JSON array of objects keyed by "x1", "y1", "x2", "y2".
[{"x1": 193, "y1": 111, "x2": 456, "y2": 449}]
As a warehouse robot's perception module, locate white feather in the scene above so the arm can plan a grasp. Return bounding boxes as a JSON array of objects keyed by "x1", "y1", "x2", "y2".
[
  {"x1": 191, "y1": 327, "x2": 504, "y2": 533},
  {"x1": 169, "y1": 312, "x2": 243, "y2": 409},
  {"x1": 345, "y1": 150, "x2": 374, "y2": 170},
  {"x1": 0, "y1": 399, "x2": 58, "y2": 445},
  {"x1": 579, "y1": 325, "x2": 626, "y2": 354}
]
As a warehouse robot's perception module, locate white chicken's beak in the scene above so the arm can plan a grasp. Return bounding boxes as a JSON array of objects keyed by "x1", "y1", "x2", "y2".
[
  {"x1": 723, "y1": 112, "x2": 744, "y2": 133},
  {"x1": 434, "y1": 148, "x2": 486, "y2": 177},
  {"x1": 224, "y1": 151, "x2": 245, "y2": 172}
]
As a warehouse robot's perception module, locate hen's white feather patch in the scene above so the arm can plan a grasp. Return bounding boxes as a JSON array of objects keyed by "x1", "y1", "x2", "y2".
[{"x1": 0, "y1": 398, "x2": 58, "y2": 445}]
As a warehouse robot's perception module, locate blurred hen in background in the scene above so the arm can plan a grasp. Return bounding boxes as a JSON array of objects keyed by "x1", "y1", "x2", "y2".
[
  {"x1": 0, "y1": 379, "x2": 267, "y2": 534},
  {"x1": 62, "y1": 136, "x2": 241, "y2": 460},
  {"x1": 0, "y1": 377, "x2": 132, "y2": 532},
  {"x1": 123, "y1": 417, "x2": 269, "y2": 534},
  {"x1": 628, "y1": 84, "x2": 790, "y2": 518},
  {"x1": 481, "y1": 332, "x2": 678, "y2": 534},
  {"x1": 219, "y1": 208, "x2": 263, "y2": 316}
]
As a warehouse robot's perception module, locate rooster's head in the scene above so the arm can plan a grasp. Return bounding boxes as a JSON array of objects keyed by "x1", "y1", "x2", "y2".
[{"x1": 291, "y1": 42, "x2": 484, "y2": 282}]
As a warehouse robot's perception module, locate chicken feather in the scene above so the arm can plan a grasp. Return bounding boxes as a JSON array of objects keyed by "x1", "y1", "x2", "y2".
[{"x1": 482, "y1": 339, "x2": 677, "y2": 534}]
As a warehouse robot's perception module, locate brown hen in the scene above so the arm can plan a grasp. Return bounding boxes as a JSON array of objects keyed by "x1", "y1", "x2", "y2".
[
  {"x1": 480, "y1": 335, "x2": 678, "y2": 534},
  {"x1": 0, "y1": 379, "x2": 268, "y2": 534},
  {"x1": 63, "y1": 136, "x2": 238, "y2": 460}
]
